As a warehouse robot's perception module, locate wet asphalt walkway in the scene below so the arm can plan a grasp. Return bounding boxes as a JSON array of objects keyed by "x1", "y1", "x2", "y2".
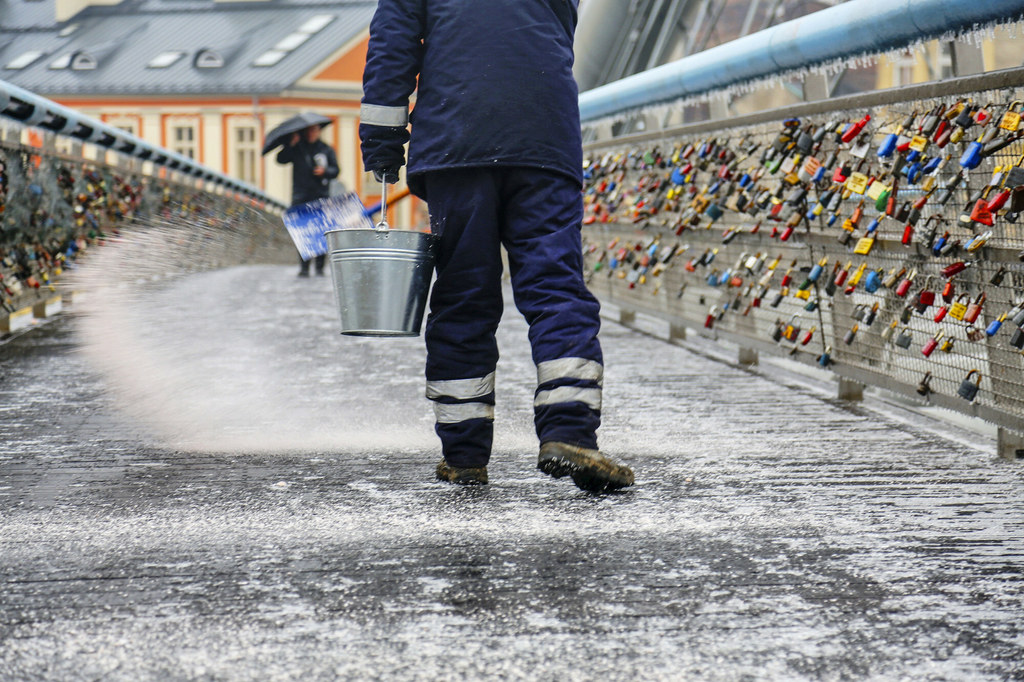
[{"x1": 2, "y1": 262, "x2": 1023, "y2": 681}]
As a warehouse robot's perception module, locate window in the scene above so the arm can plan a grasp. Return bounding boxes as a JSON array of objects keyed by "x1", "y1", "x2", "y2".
[
  {"x1": 148, "y1": 51, "x2": 185, "y2": 69},
  {"x1": 172, "y1": 125, "x2": 197, "y2": 159},
  {"x1": 252, "y1": 13, "x2": 334, "y2": 67},
  {"x1": 234, "y1": 125, "x2": 259, "y2": 184},
  {"x1": 893, "y1": 51, "x2": 917, "y2": 87},
  {"x1": 5, "y1": 51, "x2": 45, "y2": 70}
]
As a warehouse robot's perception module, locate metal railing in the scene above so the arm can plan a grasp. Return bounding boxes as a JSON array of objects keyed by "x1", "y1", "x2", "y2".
[
  {"x1": 581, "y1": 68, "x2": 1024, "y2": 459},
  {"x1": 578, "y1": 0, "x2": 1024, "y2": 123},
  {"x1": 0, "y1": 84, "x2": 292, "y2": 334}
]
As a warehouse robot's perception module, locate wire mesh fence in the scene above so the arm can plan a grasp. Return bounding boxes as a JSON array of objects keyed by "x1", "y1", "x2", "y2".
[{"x1": 581, "y1": 77, "x2": 1024, "y2": 438}]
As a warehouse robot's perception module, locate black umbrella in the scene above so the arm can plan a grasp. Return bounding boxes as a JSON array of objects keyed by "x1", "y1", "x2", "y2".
[{"x1": 261, "y1": 112, "x2": 332, "y2": 155}]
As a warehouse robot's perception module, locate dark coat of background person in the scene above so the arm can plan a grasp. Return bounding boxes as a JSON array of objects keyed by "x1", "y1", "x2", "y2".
[{"x1": 276, "y1": 139, "x2": 339, "y2": 205}]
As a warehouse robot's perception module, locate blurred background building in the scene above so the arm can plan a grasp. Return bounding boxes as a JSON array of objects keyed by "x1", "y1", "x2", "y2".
[{"x1": 3, "y1": 0, "x2": 1024, "y2": 226}]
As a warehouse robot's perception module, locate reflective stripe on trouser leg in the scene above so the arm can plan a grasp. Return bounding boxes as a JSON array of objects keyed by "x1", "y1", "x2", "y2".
[
  {"x1": 499, "y1": 168, "x2": 603, "y2": 450},
  {"x1": 423, "y1": 170, "x2": 506, "y2": 468},
  {"x1": 534, "y1": 357, "x2": 603, "y2": 450}
]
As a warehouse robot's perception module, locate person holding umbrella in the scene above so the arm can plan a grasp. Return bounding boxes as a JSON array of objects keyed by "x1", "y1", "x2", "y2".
[
  {"x1": 265, "y1": 114, "x2": 339, "y2": 276},
  {"x1": 358, "y1": 0, "x2": 634, "y2": 492}
]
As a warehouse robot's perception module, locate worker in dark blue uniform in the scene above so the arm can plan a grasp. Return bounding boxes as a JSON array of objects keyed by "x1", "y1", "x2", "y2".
[
  {"x1": 359, "y1": 0, "x2": 633, "y2": 492},
  {"x1": 276, "y1": 125, "x2": 339, "y2": 276}
]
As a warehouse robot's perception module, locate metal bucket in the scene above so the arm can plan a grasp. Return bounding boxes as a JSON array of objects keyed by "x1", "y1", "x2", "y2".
[{"x1": 325, "y1": 227, "x2": 437, "y2": 336}]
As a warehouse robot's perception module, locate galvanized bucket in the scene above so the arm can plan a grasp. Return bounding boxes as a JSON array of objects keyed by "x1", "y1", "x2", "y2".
[{"x1": 324, "y1": 182, "x2": 436, "y2": 337}]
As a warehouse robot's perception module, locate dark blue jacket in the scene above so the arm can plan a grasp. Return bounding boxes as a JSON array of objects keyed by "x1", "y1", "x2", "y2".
[{"x1": 359, "y1": 0, "x2": 583, "y2": 198}]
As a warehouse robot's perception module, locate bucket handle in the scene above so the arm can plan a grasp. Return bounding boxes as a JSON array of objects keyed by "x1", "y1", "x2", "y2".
[{"x1": 376, "y1": 178, "x2": 389, "y2": 232}]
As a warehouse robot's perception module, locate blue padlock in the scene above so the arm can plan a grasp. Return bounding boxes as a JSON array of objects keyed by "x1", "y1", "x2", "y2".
[
  {"x1": 718, "y1": 270, "x2": 730, "y2": 286},
  {"x1": 921, "y1": 156, "x2": 941, "y2": 175},
  {"x1": 906, "y1": 149, "x2": 920, "y2": 163},
  {"x1": 960, "y1": 141, "x2": 983, "y2": 170},
  {"x1": 738, "y1": 173, "x2": 752, "y2": 188},
  {"x1": 708, "y1": 180, "x2": 721, "y2": 195},
  {"x1": 827, "y1": 214, "x2": 838, "y2": 227},
  {"x1": 812, "y1": 165, "x2": 826, "y2": 183},
  {"x1": 864, "y1": 269, "x2": 882, "y2": 293},
  {"x1": 707, "y1": 272, "x2": 719, "y2": 286},
  {"x1": 877, "y1": 133, "x2": 898, "y2": 158},
  {"x1": 905, "y1": 161, "x2": 922, "y2": 184},
  {"x1": 932, "y1": 233, "x2": 947, "y2": 255},
  {"x1": 986, "y1": 316, "x2": 1004, "y2": 336},
  {"x1": 671, "y1": 167, "x2": 687, "y2": 185},
  {"x1": 817, "y1": 349, "x2": 832, "y2": 367},
  {"x1": 865, "y1": 217, "x2": 879, "y2": 234},
  {"x1": 808, "y1": 262, "x2": 824, "y2": 283}
]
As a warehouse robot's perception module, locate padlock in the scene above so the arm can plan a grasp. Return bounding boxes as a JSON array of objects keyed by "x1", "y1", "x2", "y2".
[
  {"x1": 986, "y1": 312, "x2": 1008, "y2": 336},
  {"x1": 916, "y1": 371, "x2": 933, "y2": 397},
  {"x1": 915, "y1": 279, "x2": 936, "y2": 313},
  {"x1": 948, "y1": 293, "x2": 970, "y2": 321},
  {"x1": 841, "y1": 113, "x2": 871, "y2": 144},
  {"x1": 881, "y1": 319, "x2": 899, "y2": 342},
  {"x1": 783, "y1": 315, "x2": 802, "y2": 341},
  {"x1": 800, "y1": 256, "x2": 829, "y2": 289},
  {"x1": 800, "y1": 326, "x2": 816, "y2": 345},
  {"x1": 957, "y1": 369, "x2": 982, "y2": 402},
  {"x1": 843, "y1": 324, "x2": 859, "y2": 345},
  {"x1": 998, "y1": 101, "x2": 1023, "y2": 131},
  {"x1": 899, "y1": 304, "x2": 914, "y2": 324},
  {"x1": 853, "y1": 230, "x2": 876, "y2": 256},
  {"x1": 817, "y1": 346, "x2": 833, "y2": 367},
  {"x1": 934, "y1": 301, "x2": 949, "y2": 323},
  {"x1": 864, "y1": 301, "x2": 880, "y2": 326},
  {"x1": 895, "y1": 327, "x2": 913, "y2": 349},
  {"x1": 965, "y1": 230, "x2": 992, "y2": 252},
  {"x1": 964, "y1": 292, "x2": 986, "y2": 324},
  {"x1": 921, "y1": 331, "x2": 943, "y2": 357},
  {"x1": 833, "y1": 261, "x2": 852, "y2": 287},
  {"x1": 894, "y1": 268, "x2": 917, "y2": 297},
  {"x1": 852, "y1": 303, "x2": 867, "y2": 322},
  {"x1": 863, "y1": 268, "x2": 882, "y2": 293}
]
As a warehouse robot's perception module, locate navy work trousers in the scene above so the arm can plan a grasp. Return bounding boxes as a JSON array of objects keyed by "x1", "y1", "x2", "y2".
[{"x1": 422, "y1": 167, "x2": 603, "y2": 468}]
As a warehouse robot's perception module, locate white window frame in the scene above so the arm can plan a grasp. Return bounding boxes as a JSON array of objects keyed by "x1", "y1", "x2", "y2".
[{"x1": 229, "y1": 118, "x2": 261, "y2": 186}]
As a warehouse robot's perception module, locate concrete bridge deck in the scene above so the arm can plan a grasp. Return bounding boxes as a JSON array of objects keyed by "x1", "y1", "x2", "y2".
[{"x1": 1, "y1": 265, "x2": 1022, "y2": 680}]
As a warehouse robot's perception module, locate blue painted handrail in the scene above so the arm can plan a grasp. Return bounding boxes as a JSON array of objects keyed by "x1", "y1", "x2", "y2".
[
  {"x1": 579, "y1": 0, "x2": 1024, "y2": 122},
  {"x1": 0, "y1": 78, "x2": 285, "y2": 209}
]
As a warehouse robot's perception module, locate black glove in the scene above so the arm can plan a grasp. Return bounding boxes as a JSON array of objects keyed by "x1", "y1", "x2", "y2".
[
  {"x1": 360, "y1": 123, "x2": 407, "y2": 185},
  {"x1": 373, "y1": 167, "x2": 401, "y2": 184}
]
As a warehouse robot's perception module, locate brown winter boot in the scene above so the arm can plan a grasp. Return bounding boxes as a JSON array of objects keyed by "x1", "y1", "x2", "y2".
[
  {"x1": 537, "y1": 441, "x2": 634, "y2": 493},
  {"x1": 436, "y1": 459, "x2": 489, "y2": 485}
]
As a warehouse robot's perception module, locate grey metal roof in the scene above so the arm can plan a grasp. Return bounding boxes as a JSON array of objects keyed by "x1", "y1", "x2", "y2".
[{"x1": 0, "y1": 0, "x2": 376, "y2": 96}]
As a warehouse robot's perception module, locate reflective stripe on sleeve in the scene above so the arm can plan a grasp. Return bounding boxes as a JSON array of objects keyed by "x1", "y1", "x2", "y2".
[
  {"x1": 425, "y1": 372, "x2": 496, "y2": 400},
  {"x1": 360, "y1": 103, "x2": 409, "y2": 127},
  {"x1": 434, "y1": 402, "x2": 495, "y2": 424},
  {"x1": 534, "y1": 387, "x2": 602, "y2": 411},
  {"x1": 536, "y1": 357, "x2": 604, "y2": 386}
]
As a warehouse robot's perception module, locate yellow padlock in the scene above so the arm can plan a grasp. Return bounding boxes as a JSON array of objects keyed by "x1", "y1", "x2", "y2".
[
  {"x1": 853, "y1": 234, "x2": 875, "y2": 255},
  {"x1": 866, "y1": 178, "x2": 891, "y2": 201},
  {"x1": 909, "y1": 135, "x2": 929, "y2": 152},
  {"x1": 846, "y1": 172, "x2": 870, "y2": 194},
  {"x1": 1000, "y1": 101, "x2": 1022, "y2": 132}
]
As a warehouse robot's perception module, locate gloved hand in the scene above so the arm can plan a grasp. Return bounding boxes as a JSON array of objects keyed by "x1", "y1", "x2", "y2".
[
  {"x1": 360, "y1": 122, "x2": 407, "y2": 185},
  {"x1": 373, "y1": 167, "x2": 400, "y2": 184}
]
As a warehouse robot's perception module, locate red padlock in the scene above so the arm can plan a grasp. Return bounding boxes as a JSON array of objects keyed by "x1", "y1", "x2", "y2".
[
  {"x1": 941, "y1": 279, "x2": 955, "y2": 303},
  {"x1": 964, "y1": 292, "x2": 986, "y2": 324},
  {"x1": 901, "y1": 223, "x2": 914, "y2": 245},
  {"x1": 895, "y1": 276, "x2": 913, "y2": 297},
  {"x1": 934, "y1": 303, "x2": 949, "y2": 323},
  {"x1": 780, "y1": 225, "x2": 794, "y2": 241},
  {"x1": 922, "y1": 332, "x2": 943, "y2": 357}
]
